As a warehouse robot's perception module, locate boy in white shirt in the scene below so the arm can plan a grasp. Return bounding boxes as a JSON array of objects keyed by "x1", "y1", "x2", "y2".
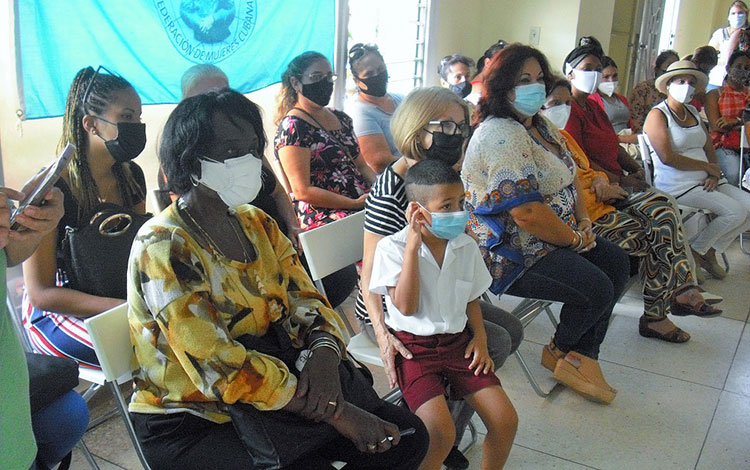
[{"x1": 370, "y1": 160, "x2": 517, "y2": 470}]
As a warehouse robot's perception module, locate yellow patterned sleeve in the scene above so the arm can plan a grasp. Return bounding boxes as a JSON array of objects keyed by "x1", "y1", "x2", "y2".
[
  {"x1": 257, "y1": 211, "x2": 349, "y2": 351},
  {"x1": 132, "y1": 226, "x2": 298, "y2": 411}
]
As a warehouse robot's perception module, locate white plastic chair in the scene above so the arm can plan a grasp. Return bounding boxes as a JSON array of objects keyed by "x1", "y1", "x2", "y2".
[
  {"x1": 638, "y1": 133, "x2": 730, "y2": 270},
  {"x1": 84, "y1": 303, "x2": 152, "y2": 470},
  {"x1": 738, "y1": 125, "x2": 750, "y2": 255},
  {"x1": 297, "y1": 211, "x2": 366, "y2": 337}
]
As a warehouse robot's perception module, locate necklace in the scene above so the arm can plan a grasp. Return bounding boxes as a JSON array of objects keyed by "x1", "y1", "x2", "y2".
[
  {"x1": 668, "y1": 102, "x2": 688, "y2": 121},
  {"x1": 178, "y1": 198, "x2": 251, "y2": 262}
]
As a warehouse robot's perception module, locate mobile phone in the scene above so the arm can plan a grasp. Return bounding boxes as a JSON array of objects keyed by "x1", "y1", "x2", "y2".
[
  {"x1": 387, "y1": 427, "x2": 417, "y2": 441},
  {"x1": 9, "y1": 143, "x2": 75, "y2": 230}
]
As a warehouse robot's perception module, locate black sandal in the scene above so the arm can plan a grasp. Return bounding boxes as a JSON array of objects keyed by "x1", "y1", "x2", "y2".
[
  {"x1": 639, "y1": 316, "x2": 690, "y2": 343},
  {"x1": 670, "y1": 284, "x2": 723, "y2": 318}
]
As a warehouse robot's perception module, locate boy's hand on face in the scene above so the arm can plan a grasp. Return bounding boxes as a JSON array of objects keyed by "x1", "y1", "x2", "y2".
[
  {"x1": 465, "y1": 334, "x2": 494, "y2": 376},
  {"x1": 405, "y1": 201, "x2": 426, "y2": 248}
]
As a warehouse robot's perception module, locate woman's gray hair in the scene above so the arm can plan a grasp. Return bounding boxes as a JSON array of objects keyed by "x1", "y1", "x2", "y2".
[{"x1": 180, "y1": 64, "x2": 229, "y2": 99}]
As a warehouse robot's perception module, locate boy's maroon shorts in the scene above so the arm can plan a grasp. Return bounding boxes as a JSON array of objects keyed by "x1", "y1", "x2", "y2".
[{"x1": 393, "y1": 329, "x2": 501, "y2": 412}]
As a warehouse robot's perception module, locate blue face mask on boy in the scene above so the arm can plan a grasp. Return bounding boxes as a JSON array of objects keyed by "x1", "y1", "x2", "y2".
[{"x1": 418, "y1": 203, "x2": 470, "y2": 240}]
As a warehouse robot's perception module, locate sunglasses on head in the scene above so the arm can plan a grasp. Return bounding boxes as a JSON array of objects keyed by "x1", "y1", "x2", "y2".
[
  {"x1": 82, "y1": 65, "x2": 121, "y2": 105},
  {"x1": 348, "y1": 43, "x2": 379, "y2": 63}
]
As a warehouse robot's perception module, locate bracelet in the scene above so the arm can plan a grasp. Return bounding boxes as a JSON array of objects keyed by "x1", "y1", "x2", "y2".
[
  {"x1": 309, "y1": 337, "x2": 341, "y2": 361},
  {"x1": 311, "y1": 342, "x2": 341, "y2": 362},
  {"x1": 580, "y1": 217, "x2": 591, "y2": 224},
  {"x1": 568, "y1": 230, "x2": 581, "y2": 249}
]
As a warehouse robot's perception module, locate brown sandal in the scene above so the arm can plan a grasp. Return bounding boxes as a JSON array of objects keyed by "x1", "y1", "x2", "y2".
[
  {"x1": 670, "y1": 284, "x2": 723, "y2": 318},
  {"x1": 638, "y1": 316, "x2": 690, "y2": 343}
]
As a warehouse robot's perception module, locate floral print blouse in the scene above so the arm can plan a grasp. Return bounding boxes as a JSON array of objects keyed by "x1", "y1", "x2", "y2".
[
  {"x1": 127, "y1": 204, "x2": 348, "y2": 423},
  {"x1": 274, "y1": 110, "x2": 370, "y2": 230},
  {"x1": 462, "y1": 116, "x2": 578, "y2": 295},
  {"x1": 629, "y1": 79, "x2": 666, "y2": 133}
]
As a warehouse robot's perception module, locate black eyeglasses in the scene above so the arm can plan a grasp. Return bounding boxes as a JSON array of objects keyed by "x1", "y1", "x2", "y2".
[
  {"x1": 81, "y1": 65, "x2": 120, "y2": 106},
  {"x1": 348, "y1": 43, "x2": 379, "y2": 63},
  {"x1": 425, "y1": 120, "x2": 470, "y2": 138}
]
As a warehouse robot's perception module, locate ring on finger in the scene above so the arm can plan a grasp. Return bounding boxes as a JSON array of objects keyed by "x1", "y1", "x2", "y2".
[
  {"x1": 328, "y1": 401, "x2": 337, "y2": 407},
  {"x1": 367, "y1": 443, "x2": 377, "y2": 451},
  {"x1": 379, "y1": 437, "x2": 389, "y2": 444}
]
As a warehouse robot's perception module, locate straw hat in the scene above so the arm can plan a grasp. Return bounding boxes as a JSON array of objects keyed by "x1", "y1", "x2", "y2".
[{"x1": 654, "y1": 60, "x2": 708, "y2": 94}]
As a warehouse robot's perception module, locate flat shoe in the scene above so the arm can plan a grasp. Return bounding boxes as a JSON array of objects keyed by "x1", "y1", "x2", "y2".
[
  {"x1": 639, "y1": 316, "x2": 690, "y2": 343},
  {"x1": 553, "y1": 352, "x2": 615, "y2": 404},
  {"x1": 692, "y1": 286, "x2": 723, "y2": 305},
  {"x1": 670, "y1": 284, "x2": 723, "y2": 318}
]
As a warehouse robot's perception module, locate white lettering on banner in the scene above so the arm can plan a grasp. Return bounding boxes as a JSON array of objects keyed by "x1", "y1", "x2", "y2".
[{"x1": 153, "y1": 0, "x2": 257, "y2": 64}]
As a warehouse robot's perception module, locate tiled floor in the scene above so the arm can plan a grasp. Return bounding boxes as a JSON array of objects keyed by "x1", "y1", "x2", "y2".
[{"x1": 70, "y1": 241, "x2": 750, "y2": 470}]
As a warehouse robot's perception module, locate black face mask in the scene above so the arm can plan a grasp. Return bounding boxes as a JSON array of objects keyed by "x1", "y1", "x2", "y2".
[
  {"x1": 357, "y1": 71, "x2": 388, "y2": 97},
  {"x1": 424, "y1": 132, "x2": 464, "y2": 166},
  {"x1": 97, "y1": 120, "x2": 147, "y2": 163},
  {"x1": 301, "y1": 78, "x2": 334, "y2": 107},
  {"x1": 448, "y1": 81, "x2": 472, "y2": 98}
]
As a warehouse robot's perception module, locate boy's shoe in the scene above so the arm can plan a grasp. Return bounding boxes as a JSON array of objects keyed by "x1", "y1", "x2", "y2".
[
  {"x1": 553, "y1": 352, "x2": 616, "y2": 404},
  {"x1": 443, "y1": 446, "x2": 469, "y2": 470},
  {"x1": 541, "y1": 339, "x2": 565, "y2": 372}
]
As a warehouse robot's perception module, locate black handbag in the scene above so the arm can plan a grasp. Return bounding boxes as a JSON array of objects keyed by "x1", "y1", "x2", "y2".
[
  {"x1": 60, "y1": 203, "x2": 151, "y2": 299},
  {"x1": 25, "y1": 353, "x2": 79, "y2": 470},
  {"x1": 228, "y1": 324, "x2": 382, "y2": 470},
  {"x1": 25, "y1": 353, "x2": 80, "y2": 414}
]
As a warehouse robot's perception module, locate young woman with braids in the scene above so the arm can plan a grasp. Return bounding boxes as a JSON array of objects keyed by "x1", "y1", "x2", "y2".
[{"x1": 22, "y1": 66, "x2": 148, "y2": 368}]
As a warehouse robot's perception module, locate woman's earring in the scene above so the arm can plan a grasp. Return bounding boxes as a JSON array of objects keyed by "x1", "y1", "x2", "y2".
[{"x1": 190, "y1": 174, "x2": 200, "y2": 187}]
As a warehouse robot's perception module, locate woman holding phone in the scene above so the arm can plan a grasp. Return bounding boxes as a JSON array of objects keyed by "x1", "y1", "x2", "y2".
[{"x1": 22, "y1": 66, "x2": 148, "y2": 369}]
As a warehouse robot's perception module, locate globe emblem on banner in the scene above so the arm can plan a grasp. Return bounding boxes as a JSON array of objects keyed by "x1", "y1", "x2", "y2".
[{"x1": 154, "y1": 0, "x2": 257, "y2": 63}]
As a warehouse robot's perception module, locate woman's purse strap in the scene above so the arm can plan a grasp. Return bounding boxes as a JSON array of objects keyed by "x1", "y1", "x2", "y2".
[{"x1": 290, "y1": 107, "x2": 356, "y2": 161}]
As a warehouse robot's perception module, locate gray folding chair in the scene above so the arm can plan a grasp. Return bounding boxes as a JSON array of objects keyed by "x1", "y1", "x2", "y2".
[{"x1": 84, "y1": 303, "x2": 152, "y2": 470}]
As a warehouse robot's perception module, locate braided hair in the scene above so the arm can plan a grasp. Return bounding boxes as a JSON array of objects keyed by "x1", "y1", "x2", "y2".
[{"x1": 58, "y1": 67, "x2": 143, "y2": 221}]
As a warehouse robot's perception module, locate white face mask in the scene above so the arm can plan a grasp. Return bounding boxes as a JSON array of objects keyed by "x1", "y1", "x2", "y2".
[
  {"x1": 729, "y1": 12, "x2": 747, "y2": 28},
  {"x1": 541, "y1": 104, "x2": 572, "y2": 129},
  {"x1": 667, "y1": 82, "x2": 696, "y2": 103},
  {"x1": 570, "y1": 69, "x2": 601, "y2": 94},
  {"x1": 197, "y1": 153, "x2": 263, "y2": 208},
  {"x1": 598, "y1": 80, "x2": 618, "y2": 97}
]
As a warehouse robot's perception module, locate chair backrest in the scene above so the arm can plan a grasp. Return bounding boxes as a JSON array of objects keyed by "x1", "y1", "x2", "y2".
[
  {"x1": 298, "y1": 211, "x2": 365, "y2": 282},
  {"x1": 84, "y1": 303, "x2": 133, "y2": 383},
  {"x1": 637, "y1": 133, "x2": 653, "y2": 185}
]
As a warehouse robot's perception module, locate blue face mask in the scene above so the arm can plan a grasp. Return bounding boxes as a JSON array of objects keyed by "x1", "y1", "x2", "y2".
[
  {"x1": 419, "y1": 203, "x2": 469, "y2": 240},
  {"x1": 511, "y1": 83, "x2": 547, "y2": 117}
]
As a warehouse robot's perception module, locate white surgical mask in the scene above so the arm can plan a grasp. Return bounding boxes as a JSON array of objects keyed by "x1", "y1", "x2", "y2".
[
  {"x1": 570, "y1": 69, "x2": 601, "y2": 94},
  {"x1": 730, "y1": 12, "x2": 747, "y2": 29},
  {"x1": 197, "y1": 153, "x2": 263, "y2": 208},
  {"x1": 541, "y1": 104, "x2": 572, "y2": 129},
  {"x1": 667, "y1": 82, "x2": 696, "y2": 103},
  {"x1": 598, "y1": 80, "x2": 618, "y2": 97}
]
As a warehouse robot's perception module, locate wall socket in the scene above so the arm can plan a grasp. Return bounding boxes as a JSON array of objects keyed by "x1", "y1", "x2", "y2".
[{"x1": 529, "y1": 26, "x2": 541, "y2": 45}]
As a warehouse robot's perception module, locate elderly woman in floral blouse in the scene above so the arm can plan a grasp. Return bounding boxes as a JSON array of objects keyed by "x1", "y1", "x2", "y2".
[{"x1": 127, "y1": 89, "x2": 427, "y2": 470}]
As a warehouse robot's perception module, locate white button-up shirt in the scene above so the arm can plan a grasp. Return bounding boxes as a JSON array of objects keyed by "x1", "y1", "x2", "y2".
[{"x1": 370, "y1": 227, "x2": 492, "y2": 335}]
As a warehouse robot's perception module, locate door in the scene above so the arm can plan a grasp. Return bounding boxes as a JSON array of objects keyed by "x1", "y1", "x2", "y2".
[{"x1": 632, "y1": 0, "x2": 667, "y2": 87}]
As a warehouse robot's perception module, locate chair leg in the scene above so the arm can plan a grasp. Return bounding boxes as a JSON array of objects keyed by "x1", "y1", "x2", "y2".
[
  {"x1": 458, "y1": 420, "x2": 479, "y2": 455},
  {"x1": 77, "y1": 438, "x2": 101, "y2": 470},
  {"x1": 108, "y1": 382, "x2": 152, "y2": 470},
  {"x1": 544, "y1": 305, "x2": 558, "y2": 328},
  {"x1": 721, "y1": 252, "x2": 730, "y2": 273},
  {"x1": 514, "y1": 350, "x2": 558, "y2": 398},
  {"x1": 81, "y1": 383, "x2": 103, "y2": 402},
  {"x1": 741, "y1": 232, "x2": 750, "y2": 255}
]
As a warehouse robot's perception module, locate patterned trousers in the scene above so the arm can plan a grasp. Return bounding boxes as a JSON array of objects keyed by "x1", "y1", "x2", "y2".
[{"x1": 593, "y1": 190, "x2": 694, "y2": 319}]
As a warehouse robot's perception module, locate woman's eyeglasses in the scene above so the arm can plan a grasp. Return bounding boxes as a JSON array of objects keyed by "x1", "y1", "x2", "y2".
[
  {"x1": 304, "y1": 72, "x2": 337, "y2": 83},
  {"x1": 425, "y1": 120, "x2": 470, "y2": 138},
  {"x1": 82, "y1": 65, "x2": 120, "y2": 105}
]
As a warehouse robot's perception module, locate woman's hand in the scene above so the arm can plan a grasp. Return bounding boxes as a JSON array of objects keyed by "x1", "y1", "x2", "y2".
[
  {"x1": 620, "y1": 174, "x2": 649, "y2": 192},
  {"x1": 286, "y1": 225, "x2": 303, "y2": 254},
  {"x1": 703, "y1": 176, "x2": 719, "y2": 192},
  {"x1": 328, "y1": 402, "x2": 400, "y2": 453},
  {"x1": 296, "y1": 347, "x2": 343, "y2": 422},
  {"x1": 350, "y1": 192, "x2": 369, "y2": 210},
  {"x1": 464, "y1": 333, "x2": 494, "y2": 376},
  {"x1": 592, "y1": 180, "x2": 628, "y2": 203},
  {"x1": 704, "y1": 162, "x2": 722, "y2": 179},
  {"x1": 716, "y1": 116, "x2": 739, "y2": 130},
  {"x1": 577, "y1": 217, "x2": 594, "y2": 238}
]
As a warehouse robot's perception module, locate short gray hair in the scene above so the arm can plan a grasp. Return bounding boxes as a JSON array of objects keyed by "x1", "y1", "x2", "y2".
[{"x1": 180, "y1": 64, "x2": 229, "y2": 99}]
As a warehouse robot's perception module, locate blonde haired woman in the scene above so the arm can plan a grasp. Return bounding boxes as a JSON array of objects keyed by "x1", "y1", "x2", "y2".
[{"x1": 356, "y1": 86, "x2": 521, "y2": 470}]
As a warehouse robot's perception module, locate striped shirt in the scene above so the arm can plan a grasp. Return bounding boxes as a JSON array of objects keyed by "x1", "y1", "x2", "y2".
[{"x1": 355, "y1": 163, "x2": 408, "y2": 321}]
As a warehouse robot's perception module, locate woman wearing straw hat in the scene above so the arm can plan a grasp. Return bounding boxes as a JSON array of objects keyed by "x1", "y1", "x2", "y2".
[{"x1": 644, "y1": 60, "x2": 750, "y2": 279}]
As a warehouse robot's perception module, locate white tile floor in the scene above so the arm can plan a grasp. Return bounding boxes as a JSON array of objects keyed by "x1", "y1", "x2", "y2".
[{"x1": 71, "y1": 241, "x2": 750, "y2": 470}]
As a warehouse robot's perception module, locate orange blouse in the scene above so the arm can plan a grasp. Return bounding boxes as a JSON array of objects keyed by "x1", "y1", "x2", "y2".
[{"x1": 560, "y1": 129, "x2": 616, "y2": 222}]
